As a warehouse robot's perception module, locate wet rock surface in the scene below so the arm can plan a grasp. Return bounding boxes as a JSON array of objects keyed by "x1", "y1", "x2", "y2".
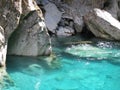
[{"x1": 84, "y1": 8, "x2": 120, "y2": 40}]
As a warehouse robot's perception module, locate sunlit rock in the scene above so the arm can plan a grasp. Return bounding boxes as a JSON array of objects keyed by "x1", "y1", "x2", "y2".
[{"x1": 84, "y1": 8, "x2": 120, "y2": 40}]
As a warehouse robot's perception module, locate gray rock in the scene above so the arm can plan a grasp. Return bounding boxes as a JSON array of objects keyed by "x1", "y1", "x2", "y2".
[
  {"x1": 36, "y1": 0, "x2": 49, "y2": 5},
  {"x1": 0, "y1": 26, "x2": 7, "y2": 67},
  {"x1": 74, "y1": 16, "x2": 83, "y2": 33},
  {"x1": 0, "y1": 0, "x2": 21, "y2": 67},
  {"x1": 8, "y1": 0, "x2": 52, "y2": 56},
  {"x1": 0, "y1": 0, "x2": 21, "y2": 39},
  {"x1": 44, "y1": 2, "x2": 62, "y2": 33},
  {"x1": 104, "y1": 0, "x2": 119, "y2": 19},
  {"x1": 84, "y1": 8, "x2": 120, "y2": 40},
  {"x1": 52, "y1": 0, "x2": 106, "y2": 33},
  {"x1": 57, "y1": 26, "x2": 74, "y2": 36}
]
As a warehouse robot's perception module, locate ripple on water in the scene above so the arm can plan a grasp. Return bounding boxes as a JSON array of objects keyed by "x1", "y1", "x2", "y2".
[{"x1": 4, "y1": 39, "x2": 120, "y2": 90}]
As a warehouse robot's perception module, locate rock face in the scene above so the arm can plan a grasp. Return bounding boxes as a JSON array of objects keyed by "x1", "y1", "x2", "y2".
[
  {"x1": 8, "y1": 1, "x2": 52, "y2": 56},
  {"x1": 36, "y1": 0, "x2": 120, "y2": 39},
  {"x1": 51, "y1": 0, "x2": 107, "y2": 33},
  {"x1": 0, "y1": 0, "x2": 22, "y2": 39},
  {"x1": 0, "y1": 0, "x2": 52, "y2": 67},
  {"x1": 0, "y1": 0, "x2": 22, "y2": 67},
  {"x1": 39, "y1": 0, "x2": 120, "y2": 37},
  {"x1": 84, "y1": 8, "x2": 120, "y2": 40},
  {"x1": 0, "y1": 27, "x2": 7, "y2": 67},
  {"x1": 44, "y1": 2, "x2": 62, "y2": 33}
]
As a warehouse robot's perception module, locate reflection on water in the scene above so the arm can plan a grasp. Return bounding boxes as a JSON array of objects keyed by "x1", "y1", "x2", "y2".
[{"x1": 4, "y1": 37, "x2": 120, "y2": 90}]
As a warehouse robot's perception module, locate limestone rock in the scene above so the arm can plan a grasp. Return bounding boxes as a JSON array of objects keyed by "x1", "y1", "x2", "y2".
[
  {"x1": 74, "y1": 16, "x2": 83, "y2": 33},
  {"x1": 0, "y1": 0, "x2": 21, "y2": 39},
  {"x1": 44, "y1": 2, "x2": 62, "y2": 33},
  {"x1": 0, "y1": 0, "x2": 22, "y2": 67},
  {"x1": 0, "y1": 26, "x2": 7, "y2": 67},
  {"x1": 84, "y1": 8, "x2": 120, "y2": 40},
  {"x1": 51, "y1": 0, "x2": 106, "y2": 33},
  {"x1": 57, "y1": 26, "x2": 74, "y2": 36},
  {"x1": 8, "y1": 0, "x2": 52, "y2": 56}
]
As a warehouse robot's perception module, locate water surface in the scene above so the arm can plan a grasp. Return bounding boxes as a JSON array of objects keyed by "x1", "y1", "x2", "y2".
[{"x1": 4, "y1": 37, "x2": 120, "y2": 90}]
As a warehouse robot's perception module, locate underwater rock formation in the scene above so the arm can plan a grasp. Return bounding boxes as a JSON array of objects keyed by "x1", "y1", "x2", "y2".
[{"x1": 44, "y1": 2, "x2": 62, "y2": 33}]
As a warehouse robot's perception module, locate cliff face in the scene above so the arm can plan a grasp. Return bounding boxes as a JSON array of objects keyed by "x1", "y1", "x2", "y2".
[
  {"x1": 0, "y1": 0, "x2": 52, "y2": 67},
  {"x1": 37, "y1": 0, "x2": 107, "y2": 36},
  {"x1": 37, "y1": 0, "x2": 120, "y2": 39},
  {"x1": 0, "y1": 0, "x2": 21, "y2": 67},
  {"x1": 8, "y1": 0, "x2": 52, "y2": 56}
]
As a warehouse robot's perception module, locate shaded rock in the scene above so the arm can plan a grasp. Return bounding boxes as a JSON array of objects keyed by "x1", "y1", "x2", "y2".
[
  {"x1": 8, "y1": 0, "x2": 52, "y2": 56},
  {"x1": 58, "y1": 18, "x2": 74, "y2": 27},
  {"x1": 117, "y1": 0, "x2": 120, "y2": 20},
  {"x1": 52, "y1": 0, "x2": 106, "y2": 33},
  {"x1": 74, "y1": 16, "x2": 84, "y2": 33},
  {"x1": 57, "y1": 26, "x2": 74, "y2": 36},
  {"x1": 104, "y1": 0, "x2": 119, "y2": 19},
  {"x1": 36, "y1": 0, "x2": 49, "y2": 5},
  {"x1": 84, "y1": 8, "x2": 120, "y2": 40},
  {"x1": 44, "y1": 2, "x2": 62, "y2": 33}
]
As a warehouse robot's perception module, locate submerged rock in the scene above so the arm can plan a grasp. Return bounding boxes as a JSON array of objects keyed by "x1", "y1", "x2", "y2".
[
  {"x1": 22, "y1": 64, "x2": 44, "y2": 76},
  {"x1": 84, "y1": 8, "x2": 120, "y2": 40}
]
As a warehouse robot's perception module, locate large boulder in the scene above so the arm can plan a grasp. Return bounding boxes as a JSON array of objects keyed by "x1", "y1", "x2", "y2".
[
  {"x1": 8, "y1": 0, "x2": 52, "y2": 56},
  {"x1": 84, "y1": 8, "x2": 120, "y2": 40},
  {"x1": 44, "y1": 2, "x2": 62, "y2": 33}
]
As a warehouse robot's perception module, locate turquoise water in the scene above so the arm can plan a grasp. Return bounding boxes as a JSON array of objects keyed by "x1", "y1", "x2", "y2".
[{"x1": 4, "y1": 37, "x2": 120, "y2": 90}]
